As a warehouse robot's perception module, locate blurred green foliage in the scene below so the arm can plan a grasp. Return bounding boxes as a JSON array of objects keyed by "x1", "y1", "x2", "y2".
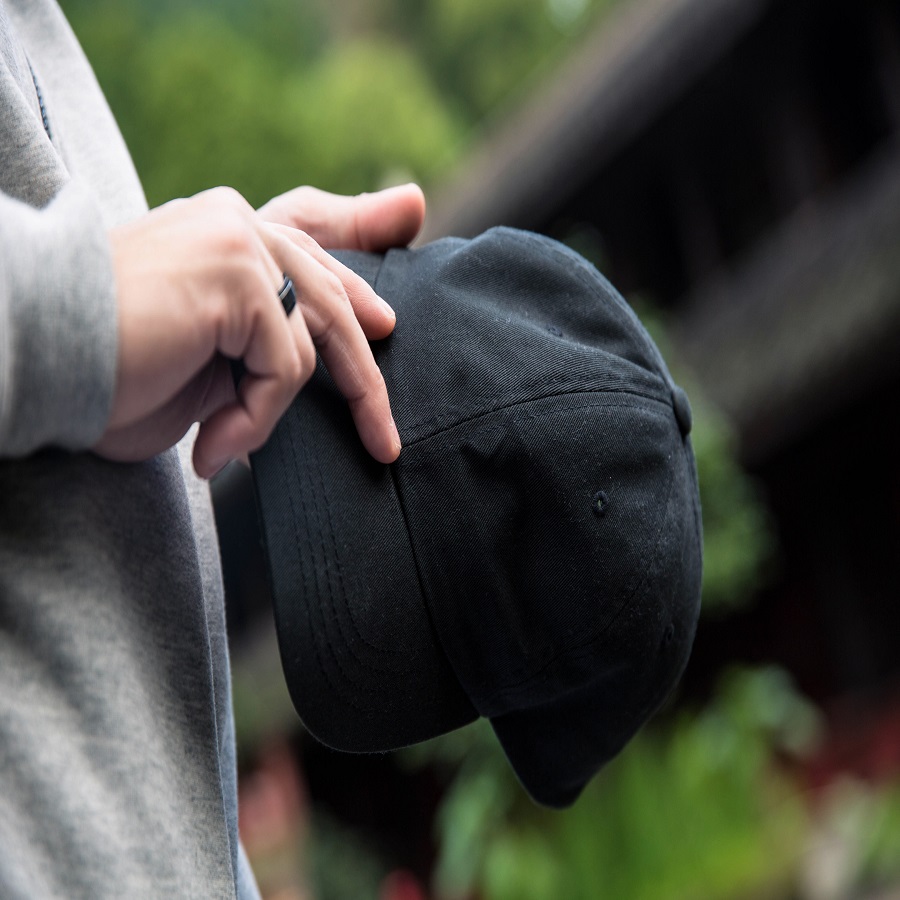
[
  {"x1": 307, "y1": 812, "x2": 391, "y2": 900},
  {"x1": 793, "y1": 774, "x2": 900, "y2": 900},
  {"x1": 57, "y1": 0, "x2": 622, "y2": 207},
  {"x1": 683, "y1": 391, "x2": 775, "y2": 616},
  {"x1": 402, "y1": 666, "x2": 818, "y2": 900},
  {"x1": 402, "y1": 667, "x2": 900, "y2": 900}
]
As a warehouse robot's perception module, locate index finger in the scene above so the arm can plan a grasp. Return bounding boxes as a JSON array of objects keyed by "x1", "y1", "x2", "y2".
[
  {"x1": 264, "y1": 227, "x2": 401, "y2": 464},
  {"x1": 269, "y1": 222, "x2": 396, "y2": 341}
]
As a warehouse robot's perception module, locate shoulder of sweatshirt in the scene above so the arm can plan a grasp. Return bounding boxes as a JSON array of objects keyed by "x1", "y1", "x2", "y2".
[{"x1": 3, "y1": 0, "x2": 146, "y2": 224}]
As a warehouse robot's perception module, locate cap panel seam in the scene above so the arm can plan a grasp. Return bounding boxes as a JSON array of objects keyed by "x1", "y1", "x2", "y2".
[
  {"x1": 401, "y1": 390, "x2": 674, "y2": 450},
  {"x1": 387, "y1": 462, "x2": 470, "y2": 701}
]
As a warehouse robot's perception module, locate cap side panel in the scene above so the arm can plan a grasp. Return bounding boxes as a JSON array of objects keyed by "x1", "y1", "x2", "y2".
[
  {"x1": 396, "y1": 393, "x2": 685, "y2": 712},
  {"x1": 489, "y1": 414, "x2": 702, "y2": 808},
  {"x1": 490, "y1": 227, "x2": 679, "y2": 387},
  {"x1": 252, "y1": 365, "x2": 478, "y2": 754}
]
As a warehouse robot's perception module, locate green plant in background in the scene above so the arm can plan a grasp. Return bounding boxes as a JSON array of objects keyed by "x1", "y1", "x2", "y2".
[
  {"x1": 58, "y1": 0, "x2": 624, "y2": 207},
  {"x1": 858, "y1": 781, "x2": 900, "y2": 888},
  {"x1": 129, "y1": 18, "x2": 461, "y2": 205},
  {"x1": 402, "y1": 666, "x2": 819, "y2": 900},
  {"x1": 307, "y1": 812, "x2": 392, "y2": 900},
  {"x1": 386, "y1": 0, "x2": 624, "y2": 121},
  {"x1": 58, "y1": 0, "x2": 462, "y2": 208},
  {"x1": 802, "y1": 776, "x2": 900, "y2": 900},
  {"x1": 687, "y1": 394, "x2": 776, "y2": 616},
  {"x1": 282, "y1": 37, "x2": 462, "y2": 196}
]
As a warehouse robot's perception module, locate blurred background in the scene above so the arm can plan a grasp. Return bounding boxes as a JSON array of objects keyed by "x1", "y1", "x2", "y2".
[{"x1": 58, "y1": 0, "x2": 900, "y2": 896}]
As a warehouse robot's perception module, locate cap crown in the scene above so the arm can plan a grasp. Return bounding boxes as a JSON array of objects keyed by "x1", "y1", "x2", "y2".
[{"x1": 252, "y1": 228, "x2": 702, "y2": 808}]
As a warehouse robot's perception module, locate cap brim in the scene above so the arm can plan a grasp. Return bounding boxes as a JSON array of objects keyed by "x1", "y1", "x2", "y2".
[{"x1": 490, "y1": 671, "x2": 651, "y2": 809}]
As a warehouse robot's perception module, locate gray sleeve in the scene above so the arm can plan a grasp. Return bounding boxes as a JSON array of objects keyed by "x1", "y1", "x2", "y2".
[{"x1": 0, "y1": 178, "x2": 118, "y2": 456}]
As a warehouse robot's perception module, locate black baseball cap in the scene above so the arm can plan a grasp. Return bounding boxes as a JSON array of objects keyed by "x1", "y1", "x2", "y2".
[{"x1": 249, "y1": 227, "x2": 702, "y2": 808}]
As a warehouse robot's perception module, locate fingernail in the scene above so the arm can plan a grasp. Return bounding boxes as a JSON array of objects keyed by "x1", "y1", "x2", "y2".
[
  {"x1": 391, "y1": 418, "x2": 402, "y2": 456},
  {"x1": 378, "y1": 295, "x2": 396, "y2": 320}
]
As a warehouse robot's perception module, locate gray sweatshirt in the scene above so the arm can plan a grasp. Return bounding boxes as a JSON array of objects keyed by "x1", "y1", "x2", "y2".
[{"x1": 0, "y1": 1, "x2": 260, "y2": 896}]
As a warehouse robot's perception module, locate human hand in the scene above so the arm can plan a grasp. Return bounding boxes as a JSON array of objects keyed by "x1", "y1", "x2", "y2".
[{"x1": 93, "y1": 186, "x2": 410, "y2": 478}]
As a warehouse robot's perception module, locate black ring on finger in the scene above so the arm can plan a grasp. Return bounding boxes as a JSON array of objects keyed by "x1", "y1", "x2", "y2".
[{"x1": 278, "y1": 275, "x2": 297, "y2": 316}]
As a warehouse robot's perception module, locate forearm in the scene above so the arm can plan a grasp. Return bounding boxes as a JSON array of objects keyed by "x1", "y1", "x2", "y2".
[{"x1": 0, "y1": 180, "x2": 117, "y2": 457}]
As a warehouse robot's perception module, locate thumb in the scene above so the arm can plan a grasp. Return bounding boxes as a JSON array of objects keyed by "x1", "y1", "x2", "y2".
[
  {"x1": 353, "y1": 183, "x2": 427, "y2": 251},
  {"x1": 259, "y1": 183, "x2": 426, "y2": 251}
]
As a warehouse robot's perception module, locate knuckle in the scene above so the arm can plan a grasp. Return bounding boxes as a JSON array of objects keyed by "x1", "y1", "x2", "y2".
[
  {"x1": 209, "y1": 185, "x2": 249, "y2": 210},
  {"x1": 292, "y1": 185, "x2": 317, "y2": 205},
  {"x1": 306, "y1": 275, "x2": 351, "y2": 338},
  {"x1": 205, "y1": 190, "x2": 257, "y2": 249},
  {"x1": 321, "y1": 271, "x2": 349, "y2": 305},
  {"x1": 279, "y1": 332, "x2": 316, "y2": 392},
  {"x1": 244, "y1": 395, "x2": 287, "y2": 450},
  {"x1": 352, "y1": 366, "x2": 384, "y2": 406},
  {"x1": 213, "y1": 223, "x2": 265, "y2": 281},
  {"x1": 297, "y1": 340, "x2": 317, "y2": 380},
  {"x1": 220, "y1": 224, "x2": 257, "y2": 261},
  {"x1": 310, "y1": 319, "x2": 334, "y2": 352},
  {"x1": 284, "y1": 346, "x2": 306, "y2": 387},
  {"x1": 292, "y1": 228, "x2": 318, "y2": 251}
]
